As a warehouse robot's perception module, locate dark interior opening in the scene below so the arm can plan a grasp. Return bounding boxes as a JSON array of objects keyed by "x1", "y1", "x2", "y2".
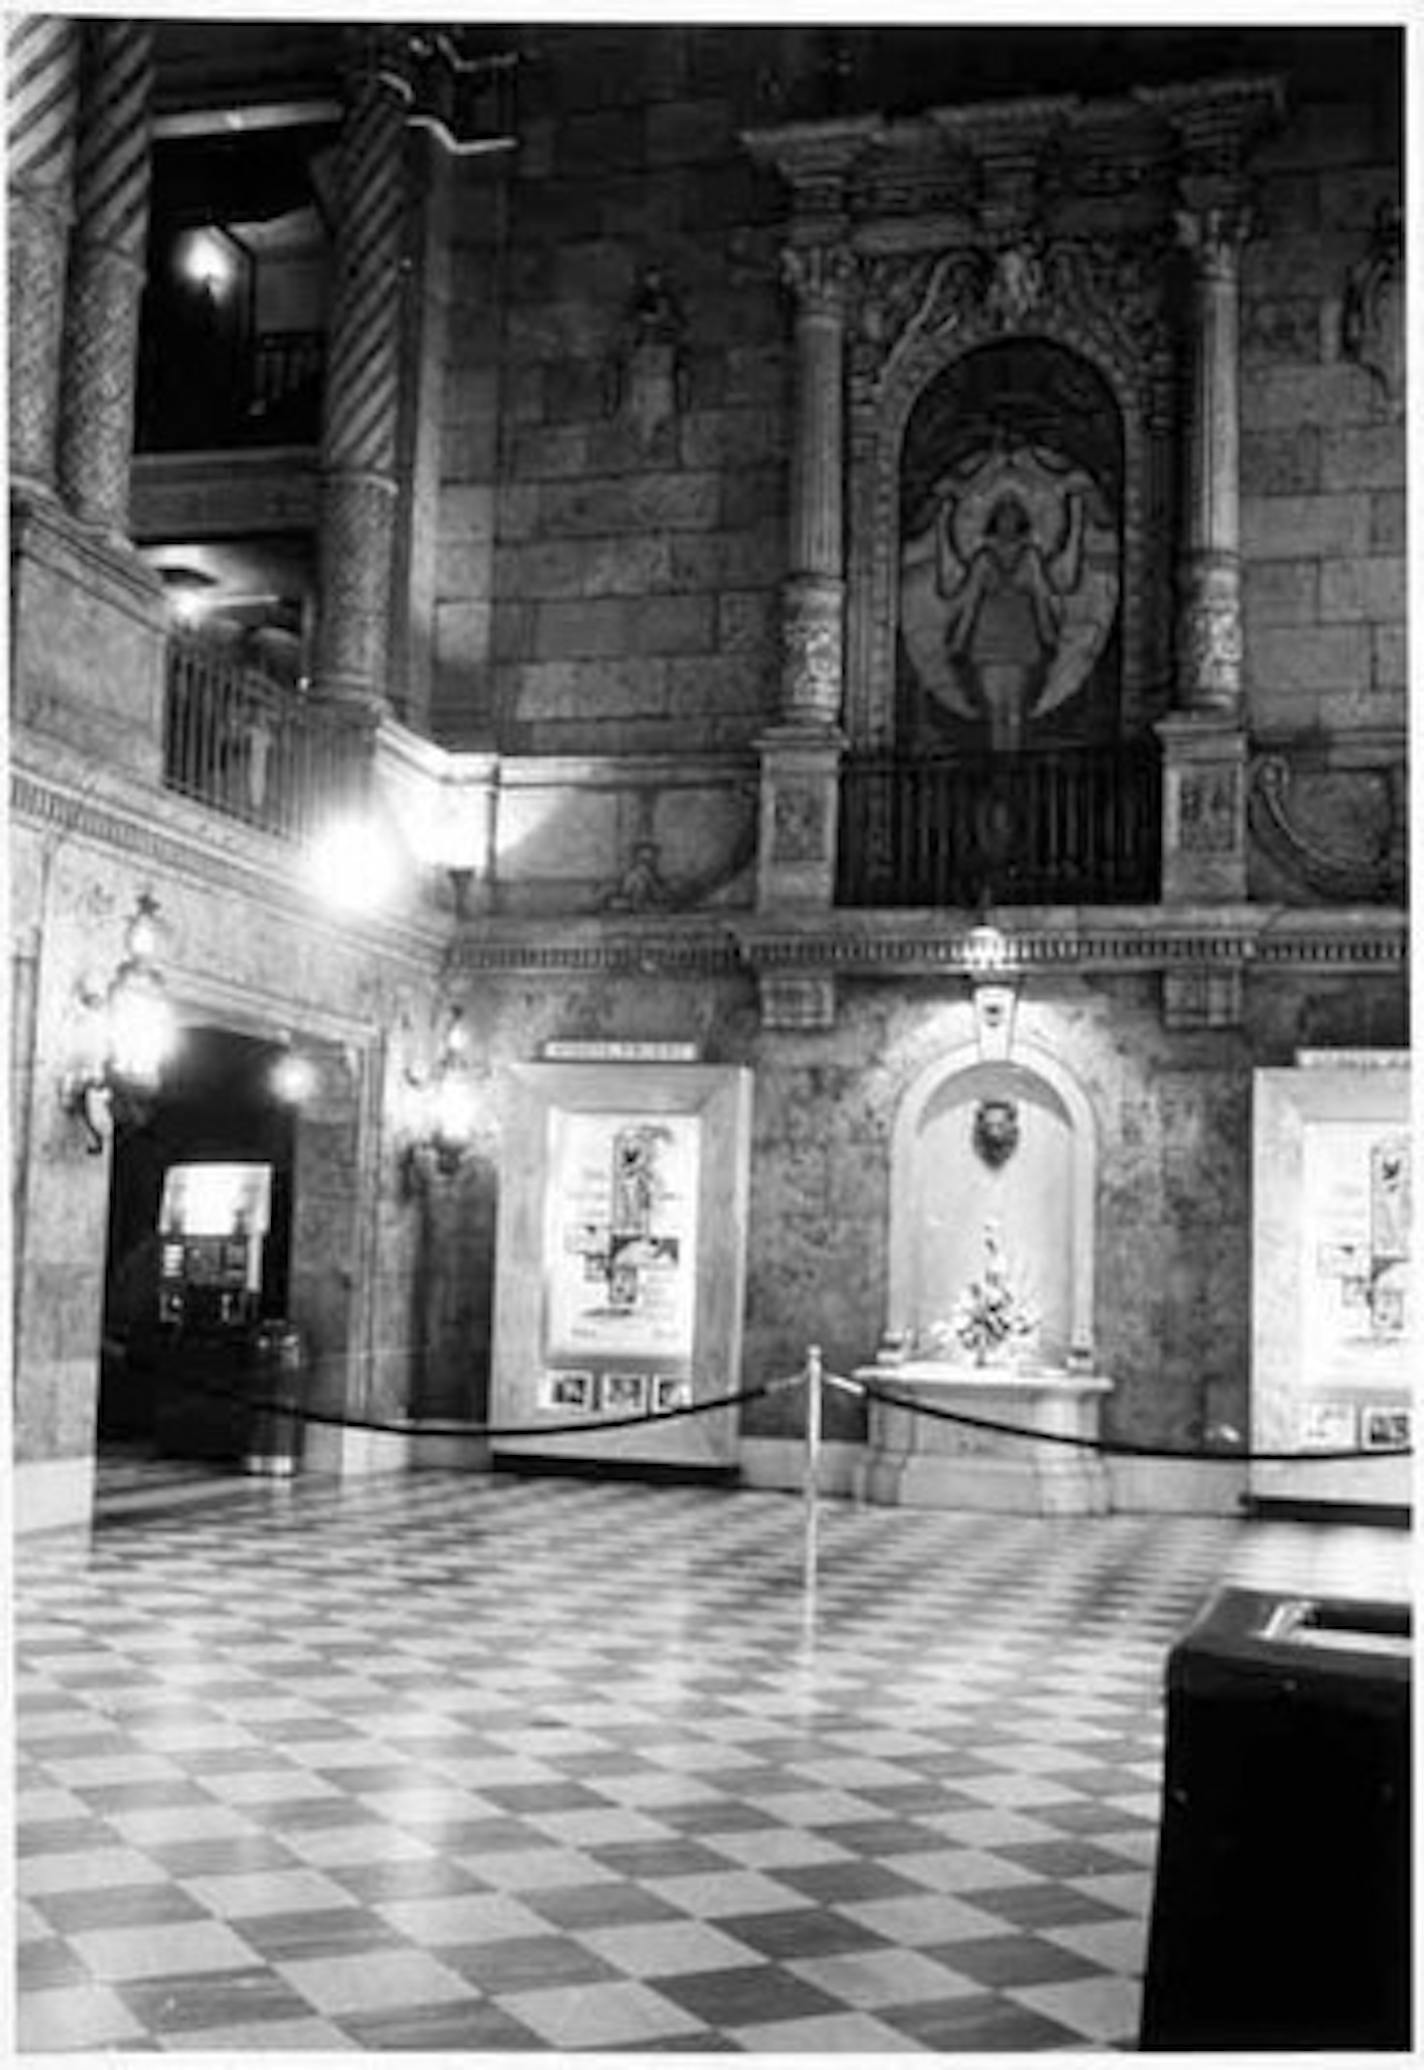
[{"x1": 98, "y1": 1025, "x2": 296, "y2": 1446}]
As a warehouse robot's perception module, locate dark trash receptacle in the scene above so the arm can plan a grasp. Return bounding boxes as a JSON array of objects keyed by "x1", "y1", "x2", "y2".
[
  {"x1": 1139, "y1": 1584, "x2": 1411, "y2": 2053},
  {"x1": 154, "y1": 1326, "x2": 250, "y2": 1461},
  {"x1": 243, "y1": 1321, "x2": 306, "y2": 1477}
]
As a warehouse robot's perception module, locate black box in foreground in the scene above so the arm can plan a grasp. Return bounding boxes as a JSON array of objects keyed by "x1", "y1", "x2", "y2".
[{"x1": 1139, "y1": 1585, "x2": 1410, "y2": 2053}]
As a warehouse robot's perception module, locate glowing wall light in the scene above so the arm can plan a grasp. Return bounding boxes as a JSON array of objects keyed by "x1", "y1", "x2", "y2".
[{"x1": 62, "y1": 894, "x2": 179, "y2": 1153}]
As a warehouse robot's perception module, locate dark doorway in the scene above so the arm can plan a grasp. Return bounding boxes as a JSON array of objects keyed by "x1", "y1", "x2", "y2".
[{"x1": 98, "y1": 1026, "x2": 295, "y2": 1446}]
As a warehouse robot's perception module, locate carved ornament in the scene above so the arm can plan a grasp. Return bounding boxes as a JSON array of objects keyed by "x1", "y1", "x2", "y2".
[
  {"x1": 1176, "y1": 556, "x2": 1244, "y2": 710},
  {"x1": 1249, "y1": 754, "x2": 1407, "y2": 904},
  {"x1": 1341, "y1": 201, "x2": 1405, "y2": 420},
  {"x1": 1174, "y1": 764, "x2": 1242, "y2": 856},
  {"x1": 771, "y1": 781, "x2": 830, "y2": 865},
  {"x1": 782, "y1": 241, "x2": 857, "y2": 319}
]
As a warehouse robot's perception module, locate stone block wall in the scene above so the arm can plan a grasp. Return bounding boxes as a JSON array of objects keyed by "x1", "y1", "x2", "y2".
[
  {"x1": 435, "y1": 27, "x2": 797, "y2": 759},
  {"x1": 1241, "y1": 66, "x2": 1404, "y2": 737}
]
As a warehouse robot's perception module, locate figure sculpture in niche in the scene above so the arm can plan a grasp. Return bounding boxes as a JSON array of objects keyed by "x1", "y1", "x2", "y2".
[{"x1": 935, "y1": 486, "x2": 1085, "y2": 752}]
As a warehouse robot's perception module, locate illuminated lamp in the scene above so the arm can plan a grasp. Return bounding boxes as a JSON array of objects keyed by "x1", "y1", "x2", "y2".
[
  {"x1": 61, "y1": 894, "x2": 179, "y2": 1153},
  {"x1": 402, "y1": 1005, "x2": 481, "y2": 1189},
  {"x1": 963, "y1": 918, "x2": 1021, "y2": 1063}
]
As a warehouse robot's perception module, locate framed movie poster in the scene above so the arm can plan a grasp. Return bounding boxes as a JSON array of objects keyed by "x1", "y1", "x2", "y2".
[
  {"x1": 1252, "y1": 1054, "x2": 1412, "y2": 1513},
  {"x1": 491, "y1": 1060, "x2": 752, "y2": 1469}
]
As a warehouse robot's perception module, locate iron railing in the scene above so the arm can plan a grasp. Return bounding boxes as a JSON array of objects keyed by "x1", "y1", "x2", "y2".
[
  {"x1": 164, "y1": 635, "x2": 364, "y2": 842},
  {"x1": 138, "y1": 326, "x2": 324, "y2": 451},
  {"x1": 838, "y1": 741, "x2": 1162, "y2": 908}
]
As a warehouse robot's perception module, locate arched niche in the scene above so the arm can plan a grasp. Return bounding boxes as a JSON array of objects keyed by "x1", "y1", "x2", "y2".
[
  {"x1": 887, "y1": 1035, "x2": 1099, "y2": 1368},
  {"x1": 846, "y1": 237, "x2": 1177, "y2": 751}
]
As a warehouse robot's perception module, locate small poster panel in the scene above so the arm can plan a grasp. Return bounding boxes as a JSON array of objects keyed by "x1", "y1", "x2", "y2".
[
  {"x1": 1300, "y1": 1124, "x2": 1411, "y2": 1394},
  {"x1": 1252, "y1": 1059, "x2": 1411, "y2": 1512},
  {"x1": 545, "y1": 1111, "x2": 700, "y2": 1360}
]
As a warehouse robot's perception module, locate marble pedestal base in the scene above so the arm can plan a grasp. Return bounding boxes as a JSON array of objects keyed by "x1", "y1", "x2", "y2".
[{"x1": 854, "y1": 1359, "x2": 1113, "y2": 1515}]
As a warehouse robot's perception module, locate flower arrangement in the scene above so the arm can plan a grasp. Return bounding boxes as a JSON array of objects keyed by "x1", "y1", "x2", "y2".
[{"x1": 927, "y1": 1220, "x2": 1039, "y2": 1368}]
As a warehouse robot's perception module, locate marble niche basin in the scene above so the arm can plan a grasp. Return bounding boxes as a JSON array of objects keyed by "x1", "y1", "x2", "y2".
[{"x1": 852, "y1": 1356, "x2": 1114, "y2": 1514}]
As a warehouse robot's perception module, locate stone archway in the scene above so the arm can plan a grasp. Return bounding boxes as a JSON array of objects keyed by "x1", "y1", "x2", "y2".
[{"x1": 887, "y1": 1033, "x2": 1099, "y2": 1369}]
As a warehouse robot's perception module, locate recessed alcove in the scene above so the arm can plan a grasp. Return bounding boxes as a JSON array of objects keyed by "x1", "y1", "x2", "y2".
[
  {"x1": 888, "y1": 1034, "x2": 1099, "y2": 1368},
  {"x1": 865, "y1": 1033, "x2": 1109, "y2": 1512}
]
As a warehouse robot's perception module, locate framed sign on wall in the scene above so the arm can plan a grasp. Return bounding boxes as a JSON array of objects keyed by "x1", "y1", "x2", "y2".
[
  {"x1": 1251, "y1": 1052, "x2": 1412, "y2": 1514},
  {"x1": 490, "y1": 1061, "x2": 752, "y2": 1470}
]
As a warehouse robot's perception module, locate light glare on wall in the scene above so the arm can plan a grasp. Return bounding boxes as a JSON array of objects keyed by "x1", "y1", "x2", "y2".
[{"x1": 305, "y1": 815, "x2": 405, "y2": 916}]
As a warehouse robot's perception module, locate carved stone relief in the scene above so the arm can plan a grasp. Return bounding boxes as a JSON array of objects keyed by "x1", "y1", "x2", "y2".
[
  {"x1": 1176, "y1": 765, "x2": 1242, "y2": 855},
  {"x1": 772, "y1": 781, "x2": 830, "y2": 864},
  {"x1": 1340, "y1": 200, "x2": 1404, "y2": 420},
  {"x1": 1248, "y1": 753, "x2": 1407, "y2": 904}
]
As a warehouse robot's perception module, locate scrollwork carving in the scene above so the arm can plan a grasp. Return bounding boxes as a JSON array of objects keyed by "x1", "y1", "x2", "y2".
[{"x1": 1249, "y1": 754, "x2": 1406, "y2": 904}]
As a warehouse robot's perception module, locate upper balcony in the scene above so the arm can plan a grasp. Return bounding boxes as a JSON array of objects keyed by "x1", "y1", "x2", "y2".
[{"x1": 135, "y1": 122, "x2": 333, "y2": 461}]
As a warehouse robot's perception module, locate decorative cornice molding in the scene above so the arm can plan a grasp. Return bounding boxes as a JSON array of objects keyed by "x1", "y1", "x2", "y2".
[
  {"x1": 10, "y1": 764, "x2": 439, "y2": 973},
  {"x1": 449, "y1": 908, "x2": 1405, "y2": 980},
  {"x1": 13, "y1": 766, "x2": 1404, "y2": 986}
]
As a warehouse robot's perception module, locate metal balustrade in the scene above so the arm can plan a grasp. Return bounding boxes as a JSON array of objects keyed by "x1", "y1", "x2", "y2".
[
  {"x1": 164, "y1": 635, "x2": 362, "y2": 842},
  {"x1": 838, "y1": 742, "x2": 1162, "y2": 908},
  {"x1": 137, "y1": 326, "x2": 325, "y2": 452}
]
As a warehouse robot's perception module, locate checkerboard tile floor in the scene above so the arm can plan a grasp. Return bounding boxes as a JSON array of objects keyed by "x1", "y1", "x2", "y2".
[{"x1": 13, "y1": 1458, "x2": 1411, "y2": 2053}]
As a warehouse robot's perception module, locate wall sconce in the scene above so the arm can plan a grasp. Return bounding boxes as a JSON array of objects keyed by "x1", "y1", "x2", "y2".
[
  {"x1": 401, "y1": 1005, "x2": 482, "y2": 1190},
  {"x1": 62, "y1": 893, "x2": 179, "y2": 1153},
  {"x1": 963, "y1": 918, "x2": 1020, "y2": 1063},
  {"x1": 269, "y1": 1042, "x2": 319, "y2": 1107}
]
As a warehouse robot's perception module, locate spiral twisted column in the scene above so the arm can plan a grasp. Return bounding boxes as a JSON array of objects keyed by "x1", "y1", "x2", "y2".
[
  {"x1": 7, "y1": 13, "x2": 82, "y2": 495},
  {"x1": 311, "y1": 32, "x2": 411, "y2": 719},
  {"x1": 55, "y1": 18, "x2": 152, "y2": 533}
]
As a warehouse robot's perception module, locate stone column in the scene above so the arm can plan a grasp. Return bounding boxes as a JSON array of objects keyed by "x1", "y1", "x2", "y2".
[
  {"x1": 1158, "y1": 202, "x2": 1252, "y2": 920},
  {"x1": 311, "y1": 30, "x2": 411, "y2": 724},
  {"x1": 7, "y1": 13, "x2": 82, "y2": 498},
  {"x1": 1150, "y1": 78, "x2": 1282, "y2": 935},
  {"x1": 1174, "y1": 201, "x2": 1251, "y2": 718},
  {"x1": 55, "y1": 18, "x2": 153, "y2": 535},
  {"x1": 742, "y1": 118, "x2": 873, "y2": 924},
  {"x1": 754, "y1": 238, "x2": 853, "y2": 912}
]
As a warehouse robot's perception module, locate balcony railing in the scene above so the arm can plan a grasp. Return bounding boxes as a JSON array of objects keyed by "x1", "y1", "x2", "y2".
[
  {"x1": 838, "y1": 741, "x2": 1162, "y2": 908},
  {"x1": 137, "y1": 326, "x2": 325, "y2": 452},
  {"x1": 164, "y1": 635, "x2": 364, "y2": 842}
]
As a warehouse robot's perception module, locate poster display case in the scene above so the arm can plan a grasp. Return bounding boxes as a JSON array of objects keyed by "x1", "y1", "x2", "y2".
[
  {"x1": 491, "y1": 1059, "x2": 752, "y2": 1469},
  {"x1": 1251, "y1": 1053, "x2": 1412, "y2": 1512}
]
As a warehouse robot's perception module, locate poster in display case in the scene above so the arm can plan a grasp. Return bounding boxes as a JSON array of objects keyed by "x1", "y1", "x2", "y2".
[
  {"x1": 1251, "y1": 1053, "x2": 1412, "y2": 1512},
  {"x1": 491, "y1": 1059, "x2": 752, "y2": 1468}
]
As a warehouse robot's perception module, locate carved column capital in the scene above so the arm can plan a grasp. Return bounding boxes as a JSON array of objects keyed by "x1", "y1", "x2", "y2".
[
  {"x1": 1174, "y1": 200, "x2": 1253, "y2": 275},
  {"x1": 781, "y1": 240, "x2": 855, "y2": 322}
]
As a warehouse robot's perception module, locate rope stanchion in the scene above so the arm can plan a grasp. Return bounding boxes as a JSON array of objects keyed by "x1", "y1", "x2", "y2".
[
  {"x1": 151, "y1": 1354, "x2": 1408, "y2": 1471},
  {"x1": 857, "y1": 1371, "x2": 1411, "y2": 1465},
  {"x1": 802, "y1": 1344, "x2": 823, "y2": 1607},
  {"x1": 157, "y1": 1369, "x2": 780, "y2": 1446}
]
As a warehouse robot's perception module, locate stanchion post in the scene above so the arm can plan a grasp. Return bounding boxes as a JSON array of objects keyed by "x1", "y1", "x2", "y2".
[{"x1": 803, "y1": 1343, "x2": 823, "y2": 1598}]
